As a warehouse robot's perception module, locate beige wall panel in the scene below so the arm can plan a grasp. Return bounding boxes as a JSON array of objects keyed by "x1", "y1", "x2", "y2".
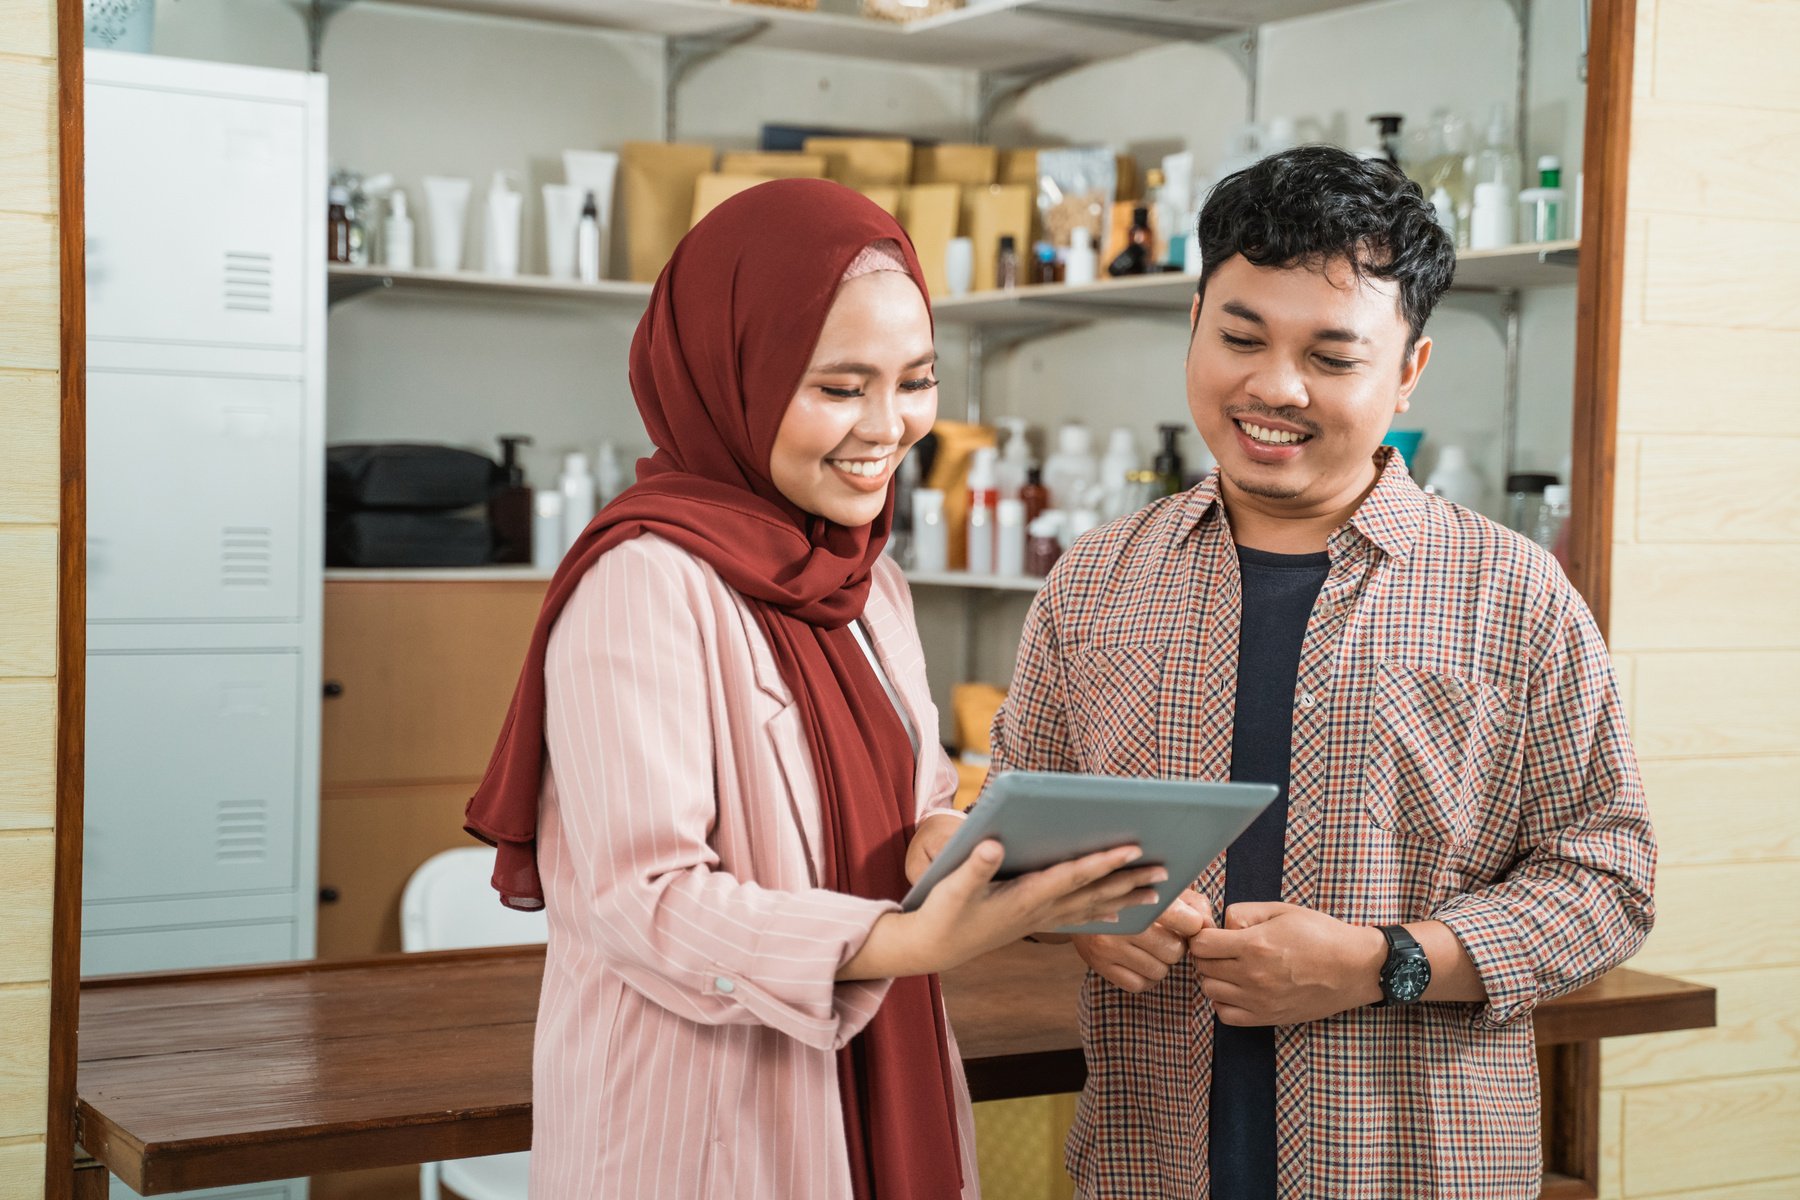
[
  {"x1": 1610, "y1": 544, "x2": 1800, "y2": 651},
  {"x1": 1631, "y1": 1180, "x2": 1800, "y2": 1200},
  {"x1": 0, "y1": 213, "x2": 55, "y2": 372},
  {"x1": 1628, "y1": 862, "x2": 1800, "y2": 975},
  {"x1": 0, "y1": 679, "x2": 53, "y2": 832},
  {"x1": 1630, "y1": 0, "x2": 1656, "y2": 101},
  {"x1": 1653, "y1": 0, "x2": 1800, "y2": 112},
  {"x1": 0, "y1": 372, "x2": 56, "y2": 525},
  {"x1": 1609, "y1": 650, "x2": 1637, "y2": 730},
  {"x1": 0, "y1": 834, "x2": 52, "y2": 984},
  {"x1": 1629, "y1": 103, "x2": 1800, "y2": 222},
  {"x1": 0, "y1": 58, "x2": 53, "y2": 217},
  {"x1": 0, "y1": 1141, "x2": 46, "y2": 1200},
  {"x1": 0, "y1": 0, "x2": 53, "y2": 59},
  {"x1": 1599, "y1": 1085, "x2": 1623, "y2": 1199},
  {"x1": 1632, "y1": 651, "x2": 1800, "y2": 759},
  {"x1": 0, "y1": 986, "x2": 48, "y2": 1139},
  {"x1": 1642, "y1": 757, "x2": 1800, "y2": 865},
  {"x1": 1643, "y1": 214, "x2": 1800, "y2": 331},
  {"x1": 1619, "y1": 211, "x2": 1648, "y2": 327},
  {"x1": 1620, "y1": 1071, "x2": 1800, "y2": 1194},
  {"x1": 1634, "y1": 436, "x2": 1800, "y2": 543},
  {"x1": 1616, "y1": 325, "x2": 1800, "y2": 436},
  {"x1": 1607, "y1": 966, "x2": 1800, "y2": 1089},
  {"x1": 0, "y1": 527, "x2": 54, "y2": 678},
  {"x1": 1610, "y1": 435, "x2": 1639, "y2": 549}
]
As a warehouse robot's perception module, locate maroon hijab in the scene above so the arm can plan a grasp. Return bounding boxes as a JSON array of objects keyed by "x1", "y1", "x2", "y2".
[{"x1": 465, "y1": 178, "x2": 962, "y2": 1200}]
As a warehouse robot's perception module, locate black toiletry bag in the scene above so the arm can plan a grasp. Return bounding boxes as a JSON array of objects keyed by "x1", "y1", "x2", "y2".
[{"x1": 326, "y1": 443, "x2": 497, "y2": 512}]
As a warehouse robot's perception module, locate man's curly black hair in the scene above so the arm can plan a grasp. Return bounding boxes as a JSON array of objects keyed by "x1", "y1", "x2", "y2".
[{"x1": 1195, "y1": 145, "x2": 1457, "y2": 356}]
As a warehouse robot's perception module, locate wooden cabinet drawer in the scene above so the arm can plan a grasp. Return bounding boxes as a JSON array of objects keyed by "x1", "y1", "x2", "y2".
[
  {"x1": 321, "y1": 580, "x2": 545, "y2": 788},
  {"x1": 317, "y1": 783, "x2": 479, "y2": 959}
]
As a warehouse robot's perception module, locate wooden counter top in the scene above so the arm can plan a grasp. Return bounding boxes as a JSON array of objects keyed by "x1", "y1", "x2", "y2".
[{"x1": 77, "y1": 943, "x2": 1714, "y2": 1196}]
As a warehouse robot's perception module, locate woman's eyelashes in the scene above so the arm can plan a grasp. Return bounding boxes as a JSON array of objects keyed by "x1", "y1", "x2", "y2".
[{"x1": 816, "y1": 376, "x2": 938, "y2": 400}]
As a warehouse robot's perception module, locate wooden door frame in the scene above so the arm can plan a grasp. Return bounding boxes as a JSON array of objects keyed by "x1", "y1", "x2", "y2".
[
  {"x1": 41, "y1": 0, "x2": 1639, "y2": 1194},
  {"x1": 48, "y1": 0, "x2": 86, "y2": 1197},
  {"x1": 1568, "y1": 0, "x2": 1638, "y2": 640}
]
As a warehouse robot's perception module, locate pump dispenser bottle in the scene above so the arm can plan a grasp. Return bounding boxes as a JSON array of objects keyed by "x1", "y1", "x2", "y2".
[
  {"x1": 489, "y1": 435, "x2": 534, "y2": 563},
  {"x1": 1153, "y1": 424, "x2": 1187, "y2": 496}
]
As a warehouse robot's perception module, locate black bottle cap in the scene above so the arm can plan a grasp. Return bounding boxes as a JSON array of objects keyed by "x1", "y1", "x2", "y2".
[
  {"x1": 1369, "y1": 114, "x2": 1404, "y2": 136},
  {"x1": 581, "y1": 189, "x2": 599, "y2": 217},
  {"x1": 1505, "y1": 472, "x2": 1559, "y2": 493},
  {"x1": 999, "y1": 235, "x2": 1017, "y2": 251},
  {"x1": 1133, "y1": 206, "x2": 1150, "y2": 224},
  {"x1": 1157, "y1": 423, "x2": 1185, "y2": 449},
  {"x1": 1026, "y1": 464, "x2": 1043, "y2": 487},
  {"x1": 497, "y1": 434, "x2": 532, "y2": 487}
]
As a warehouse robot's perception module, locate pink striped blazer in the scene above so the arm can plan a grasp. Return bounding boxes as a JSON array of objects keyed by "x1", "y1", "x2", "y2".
[{"x1": 530, "y1": 533, "x2": 981, "y2": 1199}]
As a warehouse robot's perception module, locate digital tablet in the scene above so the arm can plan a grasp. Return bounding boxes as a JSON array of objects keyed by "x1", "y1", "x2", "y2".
[{"x1": 900, "y1": 771, "x2": 1279, "y2": 935}]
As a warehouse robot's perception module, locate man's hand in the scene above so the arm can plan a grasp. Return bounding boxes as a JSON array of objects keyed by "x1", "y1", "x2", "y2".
[
  {"x1": 904, "y1": 812, "x2": 967, "y2": 885},
  {"x1": 1072, "y1": 888, "x2": 1214, "y2": 993},
  {"x1": 1187, "y1": 902, "x2": 1387, "y2": 1025}
]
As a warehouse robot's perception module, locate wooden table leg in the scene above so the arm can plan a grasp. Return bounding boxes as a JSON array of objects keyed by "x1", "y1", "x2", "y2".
[
  {"x1": 1539, "y1": 1040, "x2": 1602, "y2": 1199},
  {"x1": 73, "y1": 1152, "x2": 109, "y2": 1200}
]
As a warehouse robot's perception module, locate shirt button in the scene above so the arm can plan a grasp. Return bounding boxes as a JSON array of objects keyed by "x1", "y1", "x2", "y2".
[
  {"x1": 1299, "y1": 692, "x2": 1318, "y2": 709},
  {"x1": 714, "y1": 977, "x2": 736, "y2": 995}
]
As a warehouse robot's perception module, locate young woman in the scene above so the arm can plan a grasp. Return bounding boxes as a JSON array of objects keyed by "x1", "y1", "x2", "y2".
[{"x1": 466, "y1": 179, "x2": 1162, "y2": 1199}]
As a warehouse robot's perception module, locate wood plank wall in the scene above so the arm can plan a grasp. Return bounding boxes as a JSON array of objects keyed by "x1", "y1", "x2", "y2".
[
  {"x1": 0, "y1": 0, "x2": 60, "y2": 1195},
  {"x1": 1599, "y1": 2, "x2": 1800, "y2": 1196}
]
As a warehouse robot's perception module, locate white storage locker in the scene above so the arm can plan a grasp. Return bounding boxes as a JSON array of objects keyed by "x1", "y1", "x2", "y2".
[
  {"x1": 85, "y1": 48, "x2": 323, "y2": 1200},
  {"x1": 87, "y1": 372, "x2": 306, "y2": 624},
  {"x1": 86, "y1": 64, "x2": 309, "y2": 351},
  {"x1": 83, "y1": 650, "x2": 301, "y2": 906}
]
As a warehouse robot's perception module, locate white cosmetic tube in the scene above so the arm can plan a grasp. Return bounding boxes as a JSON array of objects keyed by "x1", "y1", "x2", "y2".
[{"x1": 422, "y1": 175, "x2": 471, "y2": 272}]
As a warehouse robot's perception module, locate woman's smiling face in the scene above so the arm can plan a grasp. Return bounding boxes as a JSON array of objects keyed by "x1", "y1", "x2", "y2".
[{"x1": 770, "y1": 270, "x2": 938, "y2": 528}]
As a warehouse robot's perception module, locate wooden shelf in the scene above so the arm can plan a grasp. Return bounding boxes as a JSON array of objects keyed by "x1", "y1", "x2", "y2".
[
  {"x1": 368, "y1": 0, "x2": 1372, "y2": 73},
  {"x1": 327, "y1": 264, "x2": 653, "y2": 307},
  {"x1": 906, "y1": 568, "x2": 1043, "y2": 593},
  {"x1": 932, "y1": 241, "x2": 1582, "y2": 326}
]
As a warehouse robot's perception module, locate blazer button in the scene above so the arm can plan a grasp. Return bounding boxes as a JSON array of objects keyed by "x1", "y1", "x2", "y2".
[{"x1": 714, "y1": 976, "x2": 736, "y2": 994}]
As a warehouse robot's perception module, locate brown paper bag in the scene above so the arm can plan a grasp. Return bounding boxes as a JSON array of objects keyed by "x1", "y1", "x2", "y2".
[
  {"x1": 718, "y1": 151, "x2": 828, "y2": 179},
  {"x1": 898, "y1": 183, "x2": 960, "y2": 298},
  {"x1": 690, "y1": 173, "x2": 776, "y2": 227},
  {"x1": 926, "y1": 420, "x2": 996, "y2": 571},
  {"x1": 997, "y1": 148, "x2": 1039, "y2": 187},
  {"x1": 1115, "y1": 153, "x2": 1141, "y2": 202},
  {"x1": 803, "y1": 137, "x2": 914, "y2": 189},
  {"x1": 913, "y1": 143, "x2": 997, "y2": 187},
  {"x1": 621, "y1": 141, "x2": 716, "y2": 282},
  {"x1": 857, "y1": 186, "x2": 903, "y2": 217},
  {"x1": 966, "y1": 183, "x2": 1034, "y2": 292}
]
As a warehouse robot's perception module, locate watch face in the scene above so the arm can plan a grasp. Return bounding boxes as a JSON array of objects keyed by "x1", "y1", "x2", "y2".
[{"x1": 1388, "y1": 955, "x2": 1431, "y2": 1003}]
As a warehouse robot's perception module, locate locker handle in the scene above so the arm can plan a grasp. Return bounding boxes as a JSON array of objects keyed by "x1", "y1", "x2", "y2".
[{"x1": 322, "y1": 680, "x2": 344, "y2": 698}]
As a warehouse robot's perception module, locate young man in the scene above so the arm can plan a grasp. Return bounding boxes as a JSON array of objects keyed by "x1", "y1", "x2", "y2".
[{"x1": 988, "y1": 146, "x2": 1656, "y2": 1198}]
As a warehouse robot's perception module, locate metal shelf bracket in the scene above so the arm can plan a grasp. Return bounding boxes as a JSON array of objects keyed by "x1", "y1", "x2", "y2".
[{"x1": 664, "y1": 19, "x2": 768, "y2": 141}]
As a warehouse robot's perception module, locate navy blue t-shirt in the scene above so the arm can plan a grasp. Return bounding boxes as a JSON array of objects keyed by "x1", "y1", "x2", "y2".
[{"x1": 1207, "y1": 544, "x2": 1329, "y2": 1199}]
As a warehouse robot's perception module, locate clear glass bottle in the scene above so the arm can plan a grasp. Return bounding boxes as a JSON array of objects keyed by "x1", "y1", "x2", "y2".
[
  {"x1": 1470, "y1": 102, "x2": 1522, "y2": 237},
  {"x1": 1532, "y1": 484, "x2": 1571, "y2": 552}
]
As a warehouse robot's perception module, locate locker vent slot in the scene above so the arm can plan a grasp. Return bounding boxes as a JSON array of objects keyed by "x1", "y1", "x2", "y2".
[
  {"x1": 216, "y1": 798, "x2": 269, "y2": 864},
  {"x1": 221, "y1": 526, "x2": 273, "y2": 588},
  {"x1": 224, "y1": 251, "x2": 274, "y2": 313}
]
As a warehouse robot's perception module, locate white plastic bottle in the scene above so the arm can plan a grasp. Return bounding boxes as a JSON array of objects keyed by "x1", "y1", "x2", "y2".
[
  {"x1": 996, "y1": 498, "x2": 1027, "y2": 577},
  {"x1": 558, "y1": 451, "x2": 595, "y2": 550},
  {"x1": 594, "y1": 439, "x2": 625, "y2": 507},
  {"x1": 1063, "y1": 227, "x2": 1098, "y2": 287},
  {"x1": 576, "y1": 190, "x2": 602, "y2": 284},
  {"x1": 1533, "y1": 484, "x2": 1571, "y2": 552},
  {"x1": 995, "y1": 417, "x2": 1032, "y2": 499},
  {"x1": 1098, "y1": 426, "x2": 1141, "y2": 519},
  {"x1": 1470, "y1": 182, "x2": 1513, "y2": 250},
  {"x1": 965, "y1": 446, "x2": 999, "y2": 575},
  {"x1": 912, "y1": 489, "x2": 947, "y2": 573},
  {"x1": 484, "y1": 171, "x2": 522, "y2": 278},
  {"x1": 533, "y1": 490, "x2": 565, "y2": 571},
  {"x1": 1043, "y1": 423, "x2": 1099, "y2": 514},
  {"x1": 381, "y1": 188, "x2": 415, "y2": 270},
  {"x1": 1424, "y1": 444, "x2": 1488, "y2": 513}
]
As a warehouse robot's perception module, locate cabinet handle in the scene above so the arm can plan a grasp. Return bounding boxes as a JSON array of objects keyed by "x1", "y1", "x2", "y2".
[
  {"x1": 322, "y1": 680, "x2": 344, "y2": 698},
  {"x1": 319, "y1": 887, "x2": 341, "y2": 904}
]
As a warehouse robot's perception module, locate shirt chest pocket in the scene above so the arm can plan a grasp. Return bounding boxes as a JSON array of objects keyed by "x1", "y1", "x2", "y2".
[
  {"x1": 1067, "y1": 643, "x2": 1166, "y2": 774},
  {"x1": 1363, "y1": 660, "x2": 1516, "y2": 847}
]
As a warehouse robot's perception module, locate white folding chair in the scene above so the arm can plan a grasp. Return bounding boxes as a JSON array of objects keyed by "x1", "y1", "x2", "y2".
[{"x1": 401, "y1": 847, "x2": 547, "y2": 1200}]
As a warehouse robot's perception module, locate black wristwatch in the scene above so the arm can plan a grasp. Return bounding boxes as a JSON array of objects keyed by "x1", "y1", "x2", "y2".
[{"x1": 1376, "y1": 925, "x2": 1431, "y2": 1006}]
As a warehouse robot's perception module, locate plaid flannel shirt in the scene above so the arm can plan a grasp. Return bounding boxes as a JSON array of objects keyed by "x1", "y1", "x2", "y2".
[{"x1": 988, "y1": 450, "x2": 1656, "y2": 1199}]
